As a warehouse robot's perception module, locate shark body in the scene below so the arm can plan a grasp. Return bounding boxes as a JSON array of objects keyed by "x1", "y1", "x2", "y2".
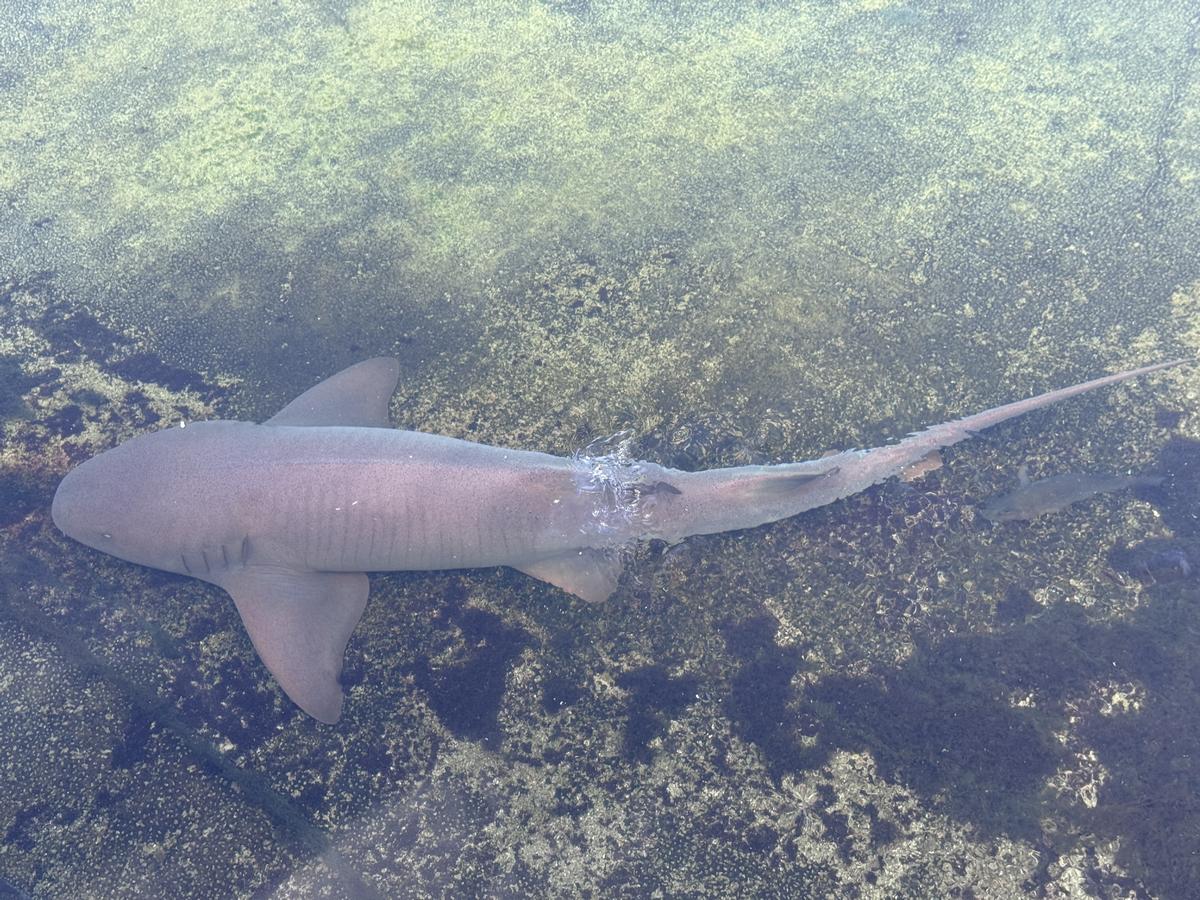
[{"x1": 51, "y1": 357, "x2": 1180, "y2": 722}]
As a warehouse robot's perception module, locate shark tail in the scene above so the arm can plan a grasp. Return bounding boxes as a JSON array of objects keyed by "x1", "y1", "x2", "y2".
[
  {"x1": 843, "y1": 358, "x2": 1186, "y2": 498},
  {"x1": 646, "y1": 359, "x2": 1184, "y2": 543},
  {"x1": 894, "y1": 359, "x2": 1184, "y2": 456}
]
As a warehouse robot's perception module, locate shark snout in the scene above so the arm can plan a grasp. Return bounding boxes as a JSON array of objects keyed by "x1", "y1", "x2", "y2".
[
  {"x1": 50, "y1": 466, "x2": 83, "y2": 536},
  {"x1": 51, "y1": 456, "x2": 114, "y2": 545}
]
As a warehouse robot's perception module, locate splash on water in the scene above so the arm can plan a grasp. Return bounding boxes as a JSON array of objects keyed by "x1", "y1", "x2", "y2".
[{"x1": 571, "y1": 430, "x2": 646, "y2": 537}]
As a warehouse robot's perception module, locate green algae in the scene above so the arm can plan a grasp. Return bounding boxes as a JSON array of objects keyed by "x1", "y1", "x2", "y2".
[{"x1": 3, "y1": 0, "x2": 1195, "y2": 383}]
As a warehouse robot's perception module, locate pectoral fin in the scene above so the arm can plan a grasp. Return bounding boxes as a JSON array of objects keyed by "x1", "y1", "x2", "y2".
[
  {"x1": 218, "y1": 569, "x2": 370, "y2": 723},
  {"x1": 514, "y1": 549, "x2": 624, "y2": 604}
]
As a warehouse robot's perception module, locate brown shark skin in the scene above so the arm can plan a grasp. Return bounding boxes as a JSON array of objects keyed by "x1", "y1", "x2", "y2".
[{"x1": 49, "y1": 357, "x2": 1183, "y2": 721}]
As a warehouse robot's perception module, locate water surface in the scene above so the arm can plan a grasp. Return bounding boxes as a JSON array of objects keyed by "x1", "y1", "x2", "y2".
[{"x1": 2, "y1": 0, "x2": 1200, "y2": 896}]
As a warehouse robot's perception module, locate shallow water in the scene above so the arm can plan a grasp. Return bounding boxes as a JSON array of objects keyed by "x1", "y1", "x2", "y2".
[{"x1": 2, "y1": 0, "x2": 1200, "y2": 896}]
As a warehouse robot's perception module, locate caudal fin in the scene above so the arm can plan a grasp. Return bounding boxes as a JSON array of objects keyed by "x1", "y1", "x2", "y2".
[
  {"x1": 648, "y1": 359, "x2": 1185, "y2": 544},
  {"x1": 906, "y1": 359, "x2": 1186, "y2": 454}
]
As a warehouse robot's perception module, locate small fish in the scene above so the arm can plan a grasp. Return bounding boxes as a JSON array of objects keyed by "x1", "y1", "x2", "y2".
[
  {"x1": 980, "y1": 465, "x2": 1165, "y2": 522},
  {"x1": 900, "y1": 449, "x2": 943, "y2": 482}
]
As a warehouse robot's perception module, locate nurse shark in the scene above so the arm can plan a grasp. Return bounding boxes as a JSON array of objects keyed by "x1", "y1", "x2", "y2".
[{"x1": 51, "y1": 357, "x2": 1181, "y2": 722}]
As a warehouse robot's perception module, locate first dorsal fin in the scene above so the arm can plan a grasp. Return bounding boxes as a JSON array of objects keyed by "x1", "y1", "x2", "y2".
[{"x1": 265, "y1": 358, "x2": 400, "y2": 428}]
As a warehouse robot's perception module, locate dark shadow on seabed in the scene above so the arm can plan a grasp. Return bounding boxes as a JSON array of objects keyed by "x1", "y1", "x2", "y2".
[
  {"x1": 718, "y1": 596, "x2": 1200, "y2": 896},
  {"x1": 708, "y1": 436, "x2": 1200, "y2": 898}
]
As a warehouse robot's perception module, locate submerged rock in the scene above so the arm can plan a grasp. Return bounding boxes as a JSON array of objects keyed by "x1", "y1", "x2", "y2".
[{"x1": 1109, "y1": 539, "x2": 1197, "y2": 583}]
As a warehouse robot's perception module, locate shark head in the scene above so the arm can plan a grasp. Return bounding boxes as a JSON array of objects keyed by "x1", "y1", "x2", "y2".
[
  {"x1": 48, "y1": 359, "x2": 404, "y2": 724},
  {"x1": 51, "y1": 426, "x2": 202, "y2": 572}
]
